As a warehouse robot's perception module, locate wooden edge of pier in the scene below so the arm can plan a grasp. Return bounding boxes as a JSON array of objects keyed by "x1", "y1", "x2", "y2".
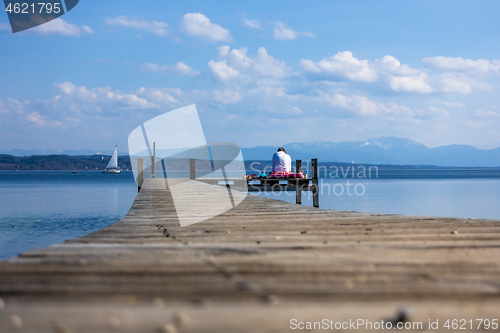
[{"x1": 0, "y1": 178, "x2": 500, "y2": 332}]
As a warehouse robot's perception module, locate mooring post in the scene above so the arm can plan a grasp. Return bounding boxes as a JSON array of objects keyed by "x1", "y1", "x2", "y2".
[
  {"x1": 312, "y1": 158, "x2": 319, "y2": 208},
  {"x1": 190, "y1": 158, "x2": 196, "y2": 180},
  {"x1": 151, "y1": 142, "x2": 156, "y2": 179},
  {"x1": 137, "y1": 158, "x2": 144, "y2": 192},
  {"x1": 296, "y1": 159, "x2": 302, "y2": 204}
]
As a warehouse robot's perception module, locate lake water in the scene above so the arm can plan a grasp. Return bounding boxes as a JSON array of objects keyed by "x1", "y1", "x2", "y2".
[
  {"x1": 1, "y1": 169, "x2": 500, "y2": 260},
  {"x1": 0, "y1": 171, "x2": 137, "y2": 260}
]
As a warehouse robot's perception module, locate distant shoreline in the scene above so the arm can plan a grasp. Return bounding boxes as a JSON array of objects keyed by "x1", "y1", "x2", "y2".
[{"x1": 1, "y1": 154, "x2": 500, "y2": 172}]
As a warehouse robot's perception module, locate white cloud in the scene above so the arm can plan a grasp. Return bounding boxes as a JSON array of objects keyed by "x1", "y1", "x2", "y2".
[
  {"x1": 105, "y1": 16, "x2": 169, "y2": 36},
  {"x1": 137, "y1": 87, "x2": 180, "y2": 105},
  {"x1": 438, "y1": 77, "x2": 471, "y2": 94},
  {"x1": 318, "y1": 91, "x2": 416, "y2": 120},
  {"x1": 208, "y1": 60, "x2": 240, "y2": 81},
  {"x1": 301, "y1": 51, "x2": 378, "y2": 82},
  {"x1": 272, "y1": 22, "x2": 298, "y2": 40},
  {"x1": 141, "y1": 62, "x2": 168, "y2": 72},
  {"x1": 175, "y1": 62, "x2": 200, "y2": 77},
  {"x1": 180, "y1": 13, "x2": 232, "y2": 42},
  {"x1": 303, "y1": 31, "x2": 318, "y2": 38},
  {"x1": 141, "y1": 61, "x2": 201, "y2": 77},
  {"x1": 242, "y1": 19, "x2": 261, "y2": 29},
  {"x1": 57, "y1": 81, "x2": 76, "y2": 94},
  {"x1": 430, "y1": 100, "x2": 466, "y2": 109},
  {"x1": 22, "y1": 18, "x2": 93, "y2": 36},
  {"x1": 374, "y1": 55, "x2": 420, "y2": 76},
  {"x1": 26, "y1": 112, "x2": 46, "y2": 126},
  {"x1": 433, "y1": 73, "x2": 491, "y2": 95},
  {"x1": 26, "y1": 111, "x2": 63, "y2": 127},
  {"x1": 423, "y1": 56, "x2": 500, "y2": 73},
  {"x1": 389, "y1": 73, "x2": 432, "y2": 93},
  {"x1": 0, "y1": 98, "x2": 24, "y2": 114},
  {"x1": 208, "y1": 46, "x2": 291, "y2": 83},
  {"x1": 55, "y1": 82, "x2": 156, "y2": 110},
  {"x1": 474, "y1": 109, "x2": 500, "y2": 118},
  {"x1": 428, "y1": 106, "x2": 449, "y2": 117},
  {"x1": 82, "y1": 25, "x2": 94, "y2": 34},
  {"x1": 214, "y1": 90, "x2": 241, "y2": 104}
]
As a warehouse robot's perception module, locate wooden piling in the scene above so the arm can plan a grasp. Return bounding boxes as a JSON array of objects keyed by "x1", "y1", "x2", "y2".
[
  {"x1": 151, "y1": 142, "x2": 156, "y2": 179},
  {"x1": 312, "y1": 158, "x2": 319, "y2": 208},
  {"x1": 137, "y1": 158, "x2": 144, "y2": 192},
  {"x1": 190, "y1": 158, "x2": 196, "y2": 179},
  {"x1": 296, "y1": 159, "x2": 302, "y2": 204}
]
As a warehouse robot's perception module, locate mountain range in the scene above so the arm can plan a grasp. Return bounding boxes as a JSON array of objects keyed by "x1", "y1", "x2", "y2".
[
  {"x1": 2, "y1": 137, "x2": 500, "y2": 167},
  {"x1": 241, "y1": 137, "x2": 500, "y2": 167}
]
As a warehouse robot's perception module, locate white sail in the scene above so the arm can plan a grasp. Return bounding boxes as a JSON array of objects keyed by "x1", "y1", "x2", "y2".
[{"x1": 106, "y1": 146, "x2": 119, "y2": 169}]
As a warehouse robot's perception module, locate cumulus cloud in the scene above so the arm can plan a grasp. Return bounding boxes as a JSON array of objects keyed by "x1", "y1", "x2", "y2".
[
  {"x1": 55, "y1": 81, "x2": 157, "y2": 109},
  {"x1": 208, "y1": 60, "x2": 240, "y2": 81},
  {"x1": 318, "y1": 91, "x2": 416, "y2": 120},
  {"x1": 208, "y1": 46, "x2": 291, "y2": 84},
  {"x1": 105, "y1": 16, "x2": 169, "y2": 36},
  {"x1": 242, "y1": 18, "x2": 261, "y2": 29},
  {"x1": 26, "y1": 111, "x2": 63, "y2": 127},
  {"x1": 389, "y1": 74, "x2": 432, "y2": 93},
  {"x1": 423, "y1": 56, "x2": 500, "y2": 73},
  {"x1": 141, "y1": 61, "x2": 201, "y2": 77},
  {"x1": 180, "y1": 13, "x2": 232, "y2": 42},
  {"x1": 272, "y1": 21, "x2": 298, "y2": 40},
  {"x1": 432, "y1": 73, "x2": 492, "y2": 95},
  {"x1": 22, "y1": 18, "x2": 93, "y2": 36},
  {"x1": 301, "y1": 51, "x2": 378, "y2": 82},
  {"x1": 374, "y1": 55, "x2": 420, "y2": 76}
]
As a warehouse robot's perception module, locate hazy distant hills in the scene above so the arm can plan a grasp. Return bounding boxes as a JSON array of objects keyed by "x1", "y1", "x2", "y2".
[
  {"x1": 241, "y1": 137, "x2": 500, "y2": 167},
  {"x1": 0, "y1": 154, "x2": 131, "y2": 171},
  {"x1": 0, "y1": 148, "x2": 128, "y2": 156},
  {"x1": 2, "y1": 137, "x2": 500, "y2": 167}
]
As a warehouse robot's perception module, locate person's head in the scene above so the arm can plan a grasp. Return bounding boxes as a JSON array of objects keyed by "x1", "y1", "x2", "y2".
[{"x1": 277, "y1": 147, "x2": 286, "y2": 154}]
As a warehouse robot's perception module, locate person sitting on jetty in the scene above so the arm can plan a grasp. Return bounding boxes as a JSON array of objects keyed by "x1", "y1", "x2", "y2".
[{"x1": 272, "y1": 147, "x2": 291, "y2": 174}]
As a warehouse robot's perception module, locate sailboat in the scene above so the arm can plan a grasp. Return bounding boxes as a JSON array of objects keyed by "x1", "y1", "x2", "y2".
[{"x1": 102, "y1": 145, "x2": 120, "y2": 174}]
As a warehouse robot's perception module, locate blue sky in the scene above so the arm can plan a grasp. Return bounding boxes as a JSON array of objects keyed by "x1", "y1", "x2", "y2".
[{"x1": 1, "y1": 0, "x2": 500, "y2": 152}]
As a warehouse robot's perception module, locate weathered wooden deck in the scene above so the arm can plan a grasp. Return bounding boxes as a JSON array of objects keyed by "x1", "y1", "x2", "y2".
[{"x1": 1, "y1": 178, "x2": 500, "y2": 332}]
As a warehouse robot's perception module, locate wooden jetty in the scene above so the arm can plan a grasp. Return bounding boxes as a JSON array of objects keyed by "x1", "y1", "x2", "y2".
[{"x1": 1, "y1": 178, "x2": 500, "y2": 332}]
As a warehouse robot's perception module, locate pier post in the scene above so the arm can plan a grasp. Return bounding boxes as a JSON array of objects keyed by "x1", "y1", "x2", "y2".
[
  {"x1": 190, "y1": 158, "x2": 196, "y2": 180},
  {"x1": 151, "y1": 142, "x2": 156, "y2": 178},
  {"x1": 312, "y1": 158, "x2": 319, "y2": 208},
  {"x1": 296, "y1": 159, "x2": 302, "y2": 204},
  {"x1": 137, "y1": 158, "x2": 144, "y2": 192}
]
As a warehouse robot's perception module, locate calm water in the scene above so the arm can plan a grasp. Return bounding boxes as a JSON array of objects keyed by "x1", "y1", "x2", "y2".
[
  {"x1": 0, "y1": 171, "x2": 137, "y2": 260},
  {"x1": 258, "y1": 178, "x2": 500, "y2": 219},
  {"x1": 1, "y1": 169, "x2": 500, "y2": 260}
]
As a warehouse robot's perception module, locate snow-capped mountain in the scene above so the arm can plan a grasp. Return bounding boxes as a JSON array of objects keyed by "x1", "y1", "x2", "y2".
[{"x1": 242, "y1": 137, "x2": 500, "y2": 167}]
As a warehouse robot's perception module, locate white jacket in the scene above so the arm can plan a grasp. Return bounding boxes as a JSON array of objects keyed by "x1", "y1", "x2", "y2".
[{"x1": 272, "y1": 151, "x2": 291, "y2": 173}]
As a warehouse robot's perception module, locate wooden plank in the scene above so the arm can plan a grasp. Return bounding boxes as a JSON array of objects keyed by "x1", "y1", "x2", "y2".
[{"x1": 0, "y1": 178, "x2": 499, "y2": 332}]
